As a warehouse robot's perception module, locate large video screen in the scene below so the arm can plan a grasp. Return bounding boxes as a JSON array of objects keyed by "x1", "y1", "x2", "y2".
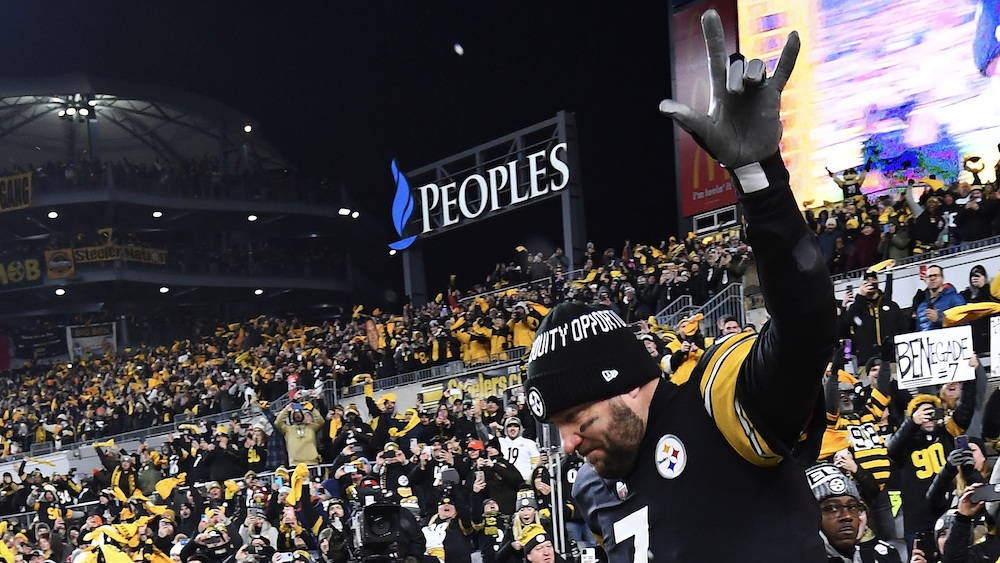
[{"x1": 737, "y1": 0, "x2": 1000, "y2": 206}]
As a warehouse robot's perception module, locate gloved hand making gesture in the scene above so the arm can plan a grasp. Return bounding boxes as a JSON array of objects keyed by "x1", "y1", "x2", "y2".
[{"x1": 659, "y1": 9, "x2": 799, "y2": 175}]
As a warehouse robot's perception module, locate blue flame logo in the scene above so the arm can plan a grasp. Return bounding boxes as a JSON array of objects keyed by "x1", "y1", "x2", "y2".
[{"x1": 388, "y1": 159, "x2": 417, "y2": 250}]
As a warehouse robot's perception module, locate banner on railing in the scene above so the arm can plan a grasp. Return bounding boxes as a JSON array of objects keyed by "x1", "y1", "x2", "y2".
[
  {"x1": 13, "y1": 328, "x2": 66, "y2": 359},
  {"x1": 894, "y1": 326, "x2": 975, "y2": 390},
  {"x1": 0, "y1": 252, "x2": 44, "y2": 290},
  {"x1": 44, "y1": 248, "x2": 75, "y2": 279},
  {"x1": 67, "y1": 323, "x2": 117, "y2": 361},
  {"x1": 0, "y1": 171, "x2": 32, "y2": 213},
  {"x1": 73, "y1": 245, "x2": 167, "y2": 265},
  {"x1": 419, "y1": 365, "x2": 524, "y2": 406}
]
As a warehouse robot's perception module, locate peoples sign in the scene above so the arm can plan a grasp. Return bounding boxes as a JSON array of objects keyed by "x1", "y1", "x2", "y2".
[{"x1": 893, "y1": 326, "x2": 975, "y2": 390}]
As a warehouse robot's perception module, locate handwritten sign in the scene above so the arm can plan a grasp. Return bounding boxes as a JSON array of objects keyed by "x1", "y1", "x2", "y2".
[
  {"x1": 894, "y1": 326, "x2": 975, "y2": 389},
  {"x1": 991, "y1": 317, "x2": 1000, "y2": 379}
]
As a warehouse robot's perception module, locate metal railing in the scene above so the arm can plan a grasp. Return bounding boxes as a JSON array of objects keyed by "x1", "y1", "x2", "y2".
[
  {"x1": 830, "y1": 235, "x2": 1000, "y2": 282},
  {"x1": 340, "y1": 347, "x2": 527, "y2": 398},
  {"x1": 458, "y1": 268, "x2": 588, "y2": 303},
  {"x1": 695, "y1": 284, "x2": 746, "y2": 338},
  {"x1": 653, "y1": 284, "x2": 745, "y2": 337},
  {"x1": 654, "y1": 294, "x2": 697, "y2": 329}
]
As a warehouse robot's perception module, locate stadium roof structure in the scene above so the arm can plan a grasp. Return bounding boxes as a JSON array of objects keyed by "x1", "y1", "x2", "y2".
[
  {"x1": 0, "y1": 73, "x2": 289, "y2": 172},
  {"x1": 0, "y1": 74, "x2": 397, "y2": 328}
]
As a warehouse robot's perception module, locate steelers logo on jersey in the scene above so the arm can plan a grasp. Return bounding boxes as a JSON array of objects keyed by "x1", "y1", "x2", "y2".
[{"x1": 655, "y1": 434, "x2": 687, "y2": 479}]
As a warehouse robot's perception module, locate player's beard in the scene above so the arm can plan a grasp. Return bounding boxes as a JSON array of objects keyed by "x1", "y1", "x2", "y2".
[{"x1": 586, "y1": 397, "x2": 644, "y2": 479}]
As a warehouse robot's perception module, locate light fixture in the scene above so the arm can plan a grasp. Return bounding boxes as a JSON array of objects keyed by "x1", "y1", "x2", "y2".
[
  {"x1": 159, "y1": 286, "x2": 170, "y2": 294},
  {"x1": 66, "y1": 363, "x2": 73, "y2": 368},
  {"x1": 247, "y1": 214, "x2": 258, "y2": 222},
  {"x1": 54, "y1": 288, "x2": 66, "y2": 296},
  {"x1": 57, "y1": 93, "x2": 98, "y2": 122},
  {"x1": 389, "y1": 249, "x2": 397, "y2": 256},
  {"x1": 152, "y1": 210, "x2": 163, "y2": 218},
  {"x1": 244, "y1": 124, "x2": 253, "y2": 133},
  {"x1": 351, "y1": 211, "x2": 360, "y2": 219},
  {"x1": 254, "y1": 288, "x2": 264, "y2": 296},
  {"x1": 338, "y1": 208, "x2": 351, "y2": 216},
  {"x1": 47, "y1": 211, "x2": 58, "y2": 219}
]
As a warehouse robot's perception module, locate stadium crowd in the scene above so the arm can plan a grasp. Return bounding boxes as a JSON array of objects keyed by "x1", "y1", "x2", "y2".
[
  {"x1": 809, "y1": 171, "x2": 1000, "y2": 275},
  {"x1": 5, "y1": 164, "x2": 1000, "y2": 562}
]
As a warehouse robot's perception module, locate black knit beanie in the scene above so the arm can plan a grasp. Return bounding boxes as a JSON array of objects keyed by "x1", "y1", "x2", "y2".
[{"x1": 524, "y1": 302, "x2": 662, "y2": 422}]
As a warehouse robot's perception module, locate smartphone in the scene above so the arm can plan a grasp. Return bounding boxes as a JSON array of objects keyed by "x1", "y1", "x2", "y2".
[
  {"x1": 970, "y1": 484, "x2": 1000, "y2": 503},
  {"x1": 840, "y1": 338, "x2": 852, "y2": 361},
  {"x1": 344, "y1": 464, "x2": 357, "y2": 473},
  {"x1": 914, "y1": 530, "x2": 935, "y2": 557},
  {"x1": 883, "y1": 224, "x2": 890, "y2": 233},
  {"x1": 955, "y1": 435, "x2": 970, "y2": 450},
  {"x1": 275, "y1": 477, "x2": 283, "y2": 487},
  {"x1": 919, "y1": 264, "x2": 927, "y2": 279},
  {"x1": 410, "y1": 438, "x2": 418, "y2": 452},
  {"x1": 281, "y1": 553, "x2": 295, "y2": 563},
  {"x1": 475, "y1": 470, "x2": 485, "y2": 482}
]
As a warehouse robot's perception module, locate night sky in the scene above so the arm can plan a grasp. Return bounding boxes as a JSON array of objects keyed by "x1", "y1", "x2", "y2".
[{"x1": 0, "y1": 3, "x2": 682, "y2": 296}]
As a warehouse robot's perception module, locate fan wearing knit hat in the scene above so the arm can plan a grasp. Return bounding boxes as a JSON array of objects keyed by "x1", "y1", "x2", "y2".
[
  {"x1": 525, "y1": 10, "x2": 838, "y2": 560},
  {"x1": 805, "y1": 463, "x2": 868, "y2": 561}
]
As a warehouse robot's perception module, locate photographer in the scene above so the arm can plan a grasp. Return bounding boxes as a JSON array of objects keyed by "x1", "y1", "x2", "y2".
[
  {"x1": 507, "y1": 302, "x2": 540, "y2": 349},
  {"x1": 206, "y1": 425, "x2": 245, "y2": 482},
  {"x1": 375, "y1": 442, "x2": 411, "y2": 498},
  {"x1": 239, "y1": 506, "x2": 279, "y2": 548},
  {"x1": 275, "y1": 394, "x2": 324, "y2": 465},
  {"x1": 840, "y1": 270, "x2": 905, "y2": 365},
  {"x1": 234, "y1": 535, "x2": 276, "y2": 563},
  {"x1": 409, "y1": 437, "x2": 461, "y2": 517},
  {"x1": 179, "y1": 523, "x2": 242, "y2": 563},
  {"x1": 888, "y1": 383, "x2": 977, "y2": 548}
]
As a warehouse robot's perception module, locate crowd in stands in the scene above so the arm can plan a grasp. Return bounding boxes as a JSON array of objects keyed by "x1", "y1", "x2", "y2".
[
  {"x1": 0, "y1": 156, "x2": 338, "y2": 204},
  {"x1": 7, "y1": 253, "x2": 1000, "y2": 562},
  {"x1": 0, "y1": 228, "x2": 348, "y2": 281},
  {"x1": 809, "y1": 173, "x2": 1000, "y2": 276},
  {"x1": 10, "y1": 161, "x2": 1000, "y2": 561}
]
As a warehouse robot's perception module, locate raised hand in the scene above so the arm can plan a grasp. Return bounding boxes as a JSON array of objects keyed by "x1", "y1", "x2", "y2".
[{"x1": 658, "y1": 9, "x2": 800, "y2": 169}]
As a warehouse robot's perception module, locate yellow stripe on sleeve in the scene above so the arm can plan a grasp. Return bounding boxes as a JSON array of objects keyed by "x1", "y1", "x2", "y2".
[{"x1": 699, "y1": 332, "x2": 782, "y2": 467}]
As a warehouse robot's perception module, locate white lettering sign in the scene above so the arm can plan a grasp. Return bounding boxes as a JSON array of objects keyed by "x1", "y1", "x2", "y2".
[
  {"x1": 417, "y1": 142, "x2": 570, "y2": 234},
  {"x1": 991, "y1": 317, "x2": 1000, "y2": 379},
  {"x1": 893, "y1": 326, "x2": 975, "y2": 390}
]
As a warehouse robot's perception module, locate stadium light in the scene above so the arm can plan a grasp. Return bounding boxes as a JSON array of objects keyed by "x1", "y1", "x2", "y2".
[
  {"x1": 54, "y1": 288, "x2": 66, "y2": 296},
  {"x1": 254, "y1": 288, "x2": 264, "y2": 296},
  {"x1": 87, "y1": 99, "x2": 96, "y2": 107},
  {"x1": 159, "y1": 286, "x2": 170, "y2": 294},
  {"x1": 351, "y1": 211, "x2": 360, "y2": 219},
  {"x1": 152, "y1": 211, "x2": 163, "y2": 218},
  {"x1": 338, "y1": 208, "x2": 351, "y2": 216},
  {"x1": 57, "y1": 110, "x2": 66, "y2": 117},
  {"x1": 247, "y1": 214, "x2": 258, "y2": 222},
  {"x1": 244, "y1": 124, "x2": 253, "y2": 133},
  {"x1": 79, "y1": 108, "x2": 89, "y2": 117},
  {"x1": 47, "y1": 211, "x2": 58, "y2": 219},
  {"x1": 389, "y1": 249, "x2": 397, "y2": 256}
]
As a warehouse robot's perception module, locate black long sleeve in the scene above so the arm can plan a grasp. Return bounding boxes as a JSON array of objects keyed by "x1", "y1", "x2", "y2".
[{"x1": 730, "y1": 154, "x2": 837, "y2": 448}]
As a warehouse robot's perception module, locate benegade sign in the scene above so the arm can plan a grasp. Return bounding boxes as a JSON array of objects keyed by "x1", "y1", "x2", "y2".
[{"x1": 894, "y1": 326, "x2": 975, "y2": 390}]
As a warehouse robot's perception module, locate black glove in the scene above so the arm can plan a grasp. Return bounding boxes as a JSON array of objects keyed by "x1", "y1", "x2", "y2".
[
  {"x1": 658, "y1": 9, "x2": 799, "y2": 169},
  {"x1": 947, "y1": 448, "x2": 975, "y2": 470}
]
